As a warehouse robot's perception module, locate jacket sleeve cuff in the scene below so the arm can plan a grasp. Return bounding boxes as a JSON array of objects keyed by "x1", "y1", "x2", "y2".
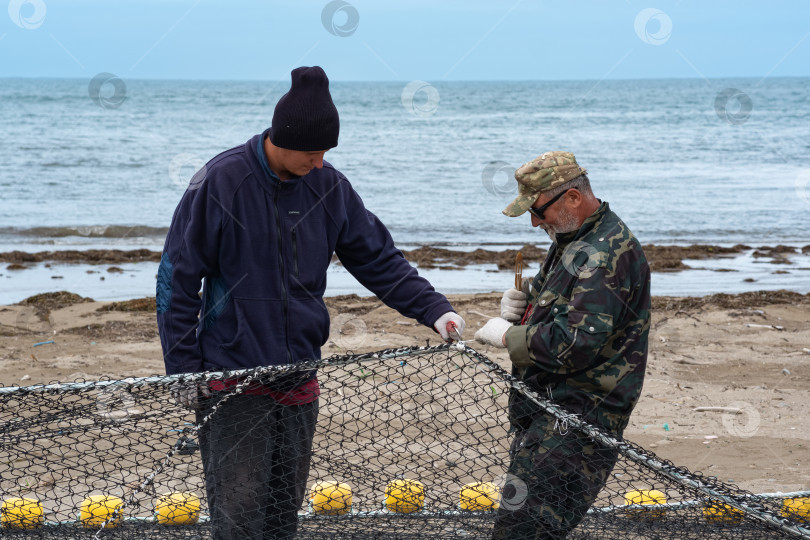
[
  {"x1": 505, "y1": 325, "x2": 531, "y2": 366},
  {"x1": 424, "y1": 301, "x2": 455, "y2": 329}
]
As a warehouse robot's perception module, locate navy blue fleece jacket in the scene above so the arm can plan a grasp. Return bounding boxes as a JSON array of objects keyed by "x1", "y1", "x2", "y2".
[{"x1": 157, "y1": 130, "x2": 453, "y2": 376}]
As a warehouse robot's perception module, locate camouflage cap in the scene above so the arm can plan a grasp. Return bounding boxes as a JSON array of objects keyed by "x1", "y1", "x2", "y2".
[{"x1": 502, "y1": 151, "x2": 587, "y2": 217}]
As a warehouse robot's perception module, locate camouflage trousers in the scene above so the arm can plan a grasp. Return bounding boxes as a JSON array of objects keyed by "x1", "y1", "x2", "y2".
[{"x1": 492, "y1": 406, "x2": 618, "y2": 539}]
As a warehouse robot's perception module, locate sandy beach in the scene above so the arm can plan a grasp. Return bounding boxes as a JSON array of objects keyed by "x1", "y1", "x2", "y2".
[{"x1": 1, "y1": 287, "x2": 808, "y2": 497}]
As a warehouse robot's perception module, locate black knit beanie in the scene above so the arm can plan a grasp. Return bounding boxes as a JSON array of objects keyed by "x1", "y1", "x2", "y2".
[{"x1": 270, "y1": 66, "x2": 340, "y2": 151}]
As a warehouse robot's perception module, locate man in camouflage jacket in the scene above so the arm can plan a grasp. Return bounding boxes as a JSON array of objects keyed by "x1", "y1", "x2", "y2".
[{"x1": 475, "y1": 151, "x2": 651, "y2": 539}]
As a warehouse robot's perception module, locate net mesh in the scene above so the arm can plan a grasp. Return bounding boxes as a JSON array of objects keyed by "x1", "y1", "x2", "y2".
[{"x1": 1, "y1": 344, "x2": 808, "y2": 539}]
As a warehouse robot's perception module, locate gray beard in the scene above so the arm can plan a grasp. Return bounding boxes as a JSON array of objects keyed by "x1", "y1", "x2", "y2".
[{"x1": 541, "y1": 207, "x2": 580, "y2": 243}]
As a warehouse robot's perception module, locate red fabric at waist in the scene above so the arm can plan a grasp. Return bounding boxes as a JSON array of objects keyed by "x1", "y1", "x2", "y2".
[{"x1": 208, "y1": 376, "x2": 320, "y2": 405}]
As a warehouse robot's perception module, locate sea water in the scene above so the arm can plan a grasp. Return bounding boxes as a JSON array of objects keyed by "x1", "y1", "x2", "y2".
[{"x1": 1, "y1": 77, "x2": 808, "y2": 301}]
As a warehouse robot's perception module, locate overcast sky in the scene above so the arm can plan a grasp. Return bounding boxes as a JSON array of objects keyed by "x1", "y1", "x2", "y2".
[{"x1": 2, "y1": 0, "x2": 809, "y2": 81}]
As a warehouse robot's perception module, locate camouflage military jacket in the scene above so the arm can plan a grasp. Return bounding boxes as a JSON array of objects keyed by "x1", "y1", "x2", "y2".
[{"x1": 504, "y1": 202, "x2": 651, "y2": 434}]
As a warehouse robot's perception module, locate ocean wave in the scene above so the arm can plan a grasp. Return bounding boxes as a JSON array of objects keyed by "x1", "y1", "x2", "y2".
[{"x1": 0, "y1": 226, "x2": 169, "y2": 238}]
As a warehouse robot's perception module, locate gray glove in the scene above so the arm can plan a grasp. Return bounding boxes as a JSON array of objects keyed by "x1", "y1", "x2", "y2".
[
  {"x1": 500, "y1": 288, "x2": 528, "y2": 323},
  {"x1": 170, "y1": 380, "x2": 211, "y2": 409},
  {"x1": 474, "y1": 317, "x2": 511, "y2": 348},
  {"x1": 500, "y1": 278, "x2": 531, "y2": 323},
  {"x1": 434, "y1": 312, "x2": 466, "y2": 341}
]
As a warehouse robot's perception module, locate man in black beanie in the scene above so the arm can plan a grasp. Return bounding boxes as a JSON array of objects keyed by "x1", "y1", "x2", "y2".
[{"x1": 157, "y1": 66, "x2": 465, "y2": 539}]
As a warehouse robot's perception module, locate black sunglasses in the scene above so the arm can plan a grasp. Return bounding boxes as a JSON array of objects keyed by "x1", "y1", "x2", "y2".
[{"x1": 528, "y1": 189, "x2": 571, "y2": 220}]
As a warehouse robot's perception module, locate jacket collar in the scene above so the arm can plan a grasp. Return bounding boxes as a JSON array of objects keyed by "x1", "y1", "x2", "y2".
[
  {"x1": 255, "y1": 128, "x2": 306, "y2": 188},
  {"x1": 553, "y1": 200, "x2": 608, "y2": 250}
]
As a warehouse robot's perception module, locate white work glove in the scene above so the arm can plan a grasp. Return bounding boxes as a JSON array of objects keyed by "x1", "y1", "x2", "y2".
[
  {"x1": 434, "y1": 312, "x2": 466, "y2": 341},
  {"x1": 170, "y1": 380, "x2": 211, "y2": 409},
  {"x1": 501, "y1": 288, "x2": 529, "y2": 323},
  {"x1": 474, "y1": 317, "x2": 512, "y2": 348}
]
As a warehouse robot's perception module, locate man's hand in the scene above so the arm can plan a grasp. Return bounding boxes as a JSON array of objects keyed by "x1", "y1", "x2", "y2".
[
  {"x1": 434, "y1": 312, "x2": 466, "y2": 341},
  {"x1": 500, "y1": 288, "x2": 528, "y2": 323},
  {"x1": 170, "y1": 380, "x2": 211, "y2": 409},
  {"x1": 501, "y1": 278, "x2": 531, "y2": 323},
  {"x1": 474, "y1": 317, "x2": 511, "y2": 348}
]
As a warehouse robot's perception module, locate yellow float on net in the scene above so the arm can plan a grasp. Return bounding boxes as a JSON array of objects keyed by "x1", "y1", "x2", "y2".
[
  {"x1": 310, "y1": 481, "x2": 352, "y2": 516},
  {"x1": 703, "y1": 501, "x2": 744, "y2": 524},
  {"x1": 155, "y1": 492, "x2": 201, "y2": 525},
  {"x1": 460, "y1": 482, "x2": 500, "y2": 511},
  {"x1": 80, "y1": 495, "x2": 123, "y2": 528},
  {"x1": 782, "y1": 497, "x2": 810, "y2": 523},
  {"x1": 385, "y1": 479, "x2": 425, "y2": 514},
  {"x1": 624, "y1": 489, "x2": 667, "y2": 519},
  {"x1": 1, "y1": 497, "x2": 44, "y2": 529}
]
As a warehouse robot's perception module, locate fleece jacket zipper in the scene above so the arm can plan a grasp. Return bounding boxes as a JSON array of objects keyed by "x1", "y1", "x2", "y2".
[
  {"x1": 292, "y1": 227, "x2": 299, "y2": 277},
  {"x1": 273, "y1": 186, "x2": 293, "y2": 364}
]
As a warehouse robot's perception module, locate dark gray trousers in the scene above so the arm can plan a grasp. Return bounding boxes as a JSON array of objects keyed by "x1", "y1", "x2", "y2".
[{"x1": 196, "y1": 394, "x2": 318, "y2": 540}]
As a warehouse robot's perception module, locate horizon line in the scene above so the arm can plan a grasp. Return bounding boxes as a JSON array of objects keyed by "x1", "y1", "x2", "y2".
[{"x1": 0, "y1": 75, "x2": 808, "y2": 84}]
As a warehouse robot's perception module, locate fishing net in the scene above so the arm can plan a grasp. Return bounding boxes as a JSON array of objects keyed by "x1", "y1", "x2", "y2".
[{"x1": 1, "y1": 344, "x2": 808, "y2": 538}]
